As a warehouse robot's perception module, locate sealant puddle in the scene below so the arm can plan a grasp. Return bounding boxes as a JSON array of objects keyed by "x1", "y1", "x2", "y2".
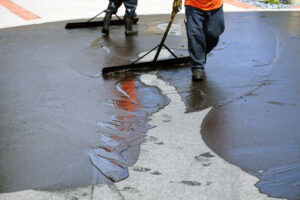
[
  {"x1": 256, "y1": 163, "x2": 300, "y2": 199},
  {"x1": 90, "y1": 75, "x2": 170, "y2": 182}
]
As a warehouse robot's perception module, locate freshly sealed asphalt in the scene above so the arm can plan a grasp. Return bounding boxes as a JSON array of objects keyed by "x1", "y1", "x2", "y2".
[{"x1": 0, "y1": 12, "x2": 299, "y2": 199}]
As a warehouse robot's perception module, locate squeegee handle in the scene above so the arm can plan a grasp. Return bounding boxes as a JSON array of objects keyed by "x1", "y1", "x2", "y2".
[
  {"x1": 153, "y1": 10, "x2": 177, "y2": 62},
  {"x1": 87, "y1": 10, "x2": 105, "y2": 22}
]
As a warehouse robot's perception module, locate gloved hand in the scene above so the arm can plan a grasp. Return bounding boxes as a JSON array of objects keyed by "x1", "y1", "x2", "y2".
[{"x1": 173, "y1": 0, "x2": 182, "y2": 12}]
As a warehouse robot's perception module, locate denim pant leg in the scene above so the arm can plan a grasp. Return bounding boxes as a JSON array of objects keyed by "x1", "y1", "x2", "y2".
[
  {"x1": 185, "y1": 5, "x2": 206, "y2": 70},
  {"x1": 205, "y1": 6, "x2": 225, "y2": 54},
  {"x1": 185, "y1": 5, "x2": 225, "y2": 71},
  {"x1": 124, "y1": 0, "x2": 137, "y2": 17},
  {"x1": 106, "y1": 0, "x2": 123, "y2": 14}
]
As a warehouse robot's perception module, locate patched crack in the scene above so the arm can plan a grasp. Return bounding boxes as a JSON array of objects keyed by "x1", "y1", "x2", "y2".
[{"x1": 217, "y1": 79, "x2": 273, "y2": 108}]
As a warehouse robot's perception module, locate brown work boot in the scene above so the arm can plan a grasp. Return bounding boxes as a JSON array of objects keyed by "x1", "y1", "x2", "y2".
[
  {"x1": 102, "y1": 12, "x2": 112, "y2": 35},
  {"x1": 124, "y1": 16, "x2": 137, "y2": 36},
  {"x1": 192, "y1": 69, "x2": 205, "y2": 81}
]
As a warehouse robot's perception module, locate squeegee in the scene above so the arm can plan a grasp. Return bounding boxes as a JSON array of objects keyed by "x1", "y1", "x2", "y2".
[
  {"x1": 65, "y1": 10, "x2": 138, "y2": 29},
  {"x1": 102, "y1": 4, "x2": 190, "y2": 75}
]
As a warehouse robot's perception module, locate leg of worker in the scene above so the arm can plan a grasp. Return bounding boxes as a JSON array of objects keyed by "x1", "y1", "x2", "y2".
[
  {"x1": 124, "y1": 0, "x2": 138, "y2": 35},
  {"x1": 185, "y1": 5, "x2": 207, "y2": 71},
  {"x1": 102, "y1": 0, "x2": 123, "y2": 34},
  {"x1": 106, "y1": 0, "x2": 123, "y2": 14},
  {"x1": 123, "y1": 0, "x2": 137, "y2": 17},
  {"x1": 205, "y1": 6, "x2": 225, "y2": 54}
]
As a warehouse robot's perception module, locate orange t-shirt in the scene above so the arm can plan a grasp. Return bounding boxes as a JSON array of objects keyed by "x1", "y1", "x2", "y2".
[{"x1": 185, "y1": 0, "x2": 223, "y2": 11}]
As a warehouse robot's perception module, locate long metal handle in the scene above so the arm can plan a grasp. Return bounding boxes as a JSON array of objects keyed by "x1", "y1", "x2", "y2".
[
  {"x1": 153, "y1": 10, "x2": 177, "y2": 62},
  {"x1": 87, "y1": 10, "x2": 105, "y2": 22}
]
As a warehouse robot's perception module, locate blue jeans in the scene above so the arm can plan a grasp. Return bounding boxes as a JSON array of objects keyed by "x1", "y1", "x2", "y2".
[
  {"x1": 106, "y1": 0, "x2": 137, "y2": 17},
  {"x1": 185, "y1": 5, "x2": 225, "y2": 71}
]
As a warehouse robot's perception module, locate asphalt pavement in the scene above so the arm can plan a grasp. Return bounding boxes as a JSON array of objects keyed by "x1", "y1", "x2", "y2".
[{"x1": 0, "y1": 1, "x2": 300, "y2": 200}]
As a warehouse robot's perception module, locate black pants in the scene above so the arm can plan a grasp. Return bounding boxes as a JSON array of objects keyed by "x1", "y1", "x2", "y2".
[
  {"x1": 185, "y1": 5, "x2": 225, "y2": 70},
  {"x1": 106, "y1": 0, "x2": 137, "y2": 17}
]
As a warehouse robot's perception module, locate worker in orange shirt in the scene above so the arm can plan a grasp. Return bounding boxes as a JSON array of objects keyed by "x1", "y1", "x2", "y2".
[{"x1": 174, "y1": 0, "x2": 225, "y2": 81}]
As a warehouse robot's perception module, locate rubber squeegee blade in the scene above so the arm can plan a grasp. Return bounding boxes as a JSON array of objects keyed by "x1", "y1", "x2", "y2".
[{"x1": 102, "y1": 56, "x2": 190, "y2": 74}]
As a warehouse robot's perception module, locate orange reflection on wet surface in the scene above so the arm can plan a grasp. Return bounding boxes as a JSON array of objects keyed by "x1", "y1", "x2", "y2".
[
  {"x1": 90, "y1": 76, "x2": 146, "y2": 182},
  {"x1": 115, "y1": 77, "x2": 142, "y2": 132}
]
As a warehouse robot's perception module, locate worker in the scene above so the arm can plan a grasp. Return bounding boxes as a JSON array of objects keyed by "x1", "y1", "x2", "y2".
[
  {"x1": 102, "y1": 0, "x2": 138, "y2": 35},
  {"x1": 173, "y1": 0, "x2": 225, "y2": 81}
]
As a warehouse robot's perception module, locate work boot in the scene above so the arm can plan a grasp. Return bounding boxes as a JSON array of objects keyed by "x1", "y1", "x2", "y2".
[
  {"x1": 192, "y1": 69, "x2": 205, "y2": 81},
  {"x1": 102, "y1": 12, "x2": 112, "y2": 35},
  {"x1": 124, "y1": 16, "x2": 137, "y2": 36}
]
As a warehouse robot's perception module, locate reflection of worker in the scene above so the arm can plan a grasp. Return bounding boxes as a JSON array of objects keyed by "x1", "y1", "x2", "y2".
[
  {"x1": 102, "y1": 0, "x2": 138, "y2": 35},
  {"x1": 173, "y1": 0, "x2": 225, "y2": 81}
]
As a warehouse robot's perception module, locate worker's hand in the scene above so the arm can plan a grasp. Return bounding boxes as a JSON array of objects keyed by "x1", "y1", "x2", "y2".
[{"x1": 173, "y1": 0, "x2": 182, "y2": 12}]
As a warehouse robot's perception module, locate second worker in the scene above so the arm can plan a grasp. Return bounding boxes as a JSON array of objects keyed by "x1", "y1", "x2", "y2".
[{"x1": 102, "y1": 0, "x2": 138, "y2": 35}]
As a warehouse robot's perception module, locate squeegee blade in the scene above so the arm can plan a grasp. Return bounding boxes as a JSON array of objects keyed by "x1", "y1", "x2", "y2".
[
  {"x1": 65, "y1": 18, "x2": 139, "y2": 29},
  {"x1": 102, "y1": 56, "x2": 190, "y2": 75}
]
